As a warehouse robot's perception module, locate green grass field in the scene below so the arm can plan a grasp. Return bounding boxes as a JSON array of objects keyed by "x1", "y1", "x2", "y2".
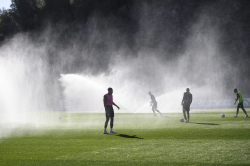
[{"x1": 0, "y1": 109, "x2": 250, "y2": 166}]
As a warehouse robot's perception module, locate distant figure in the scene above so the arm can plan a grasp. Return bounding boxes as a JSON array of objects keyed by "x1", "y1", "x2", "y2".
[
  {"x1": 103, "y1": 87, "x2": 120, "y2": 134},
  {"x1": 181, "y1": 88, "x2": 193, "y2": 123},
  {"x1": 233, "y1": 88, "x2": 248, "y2": 118},
  {"x1": 148, "y1": 92, "x2": 162, "y2": 116}
]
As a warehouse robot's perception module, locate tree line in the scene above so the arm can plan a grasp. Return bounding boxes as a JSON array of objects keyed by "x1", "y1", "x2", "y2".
[
  {"x1": 1, "y1": 0, "x2": 250, "y2": 94},
  {"x1": 0, "y1": 0, "x2": 250, "y2": 62},
  {"x1": 0, "y1": 0, "x2": 135, "y2": 42}
]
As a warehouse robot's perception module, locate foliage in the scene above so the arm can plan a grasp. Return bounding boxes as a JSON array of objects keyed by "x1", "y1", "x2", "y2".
[
  {"x1": 1, "y1": 0, "x2": 250, "y2": 48},
  {"x1": 0, "y1": 9, "x2": 18, "y2": 41},
  {"x1": 10, "y1": 0, "x2": 43, "y2": 31}
]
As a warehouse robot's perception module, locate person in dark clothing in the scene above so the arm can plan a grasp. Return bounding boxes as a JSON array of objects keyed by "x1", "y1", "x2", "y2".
[
  {"x1": 103, "y1": 87, "x2": 120, "y2": 134},
  {"x1": 181, "y1": 88, "x2": 192, "y2": 123},
  {"x1": 233, "y1": 88, "x2": 248, "y2": 118},
  {"x1": 148, "y1": 92, "x2": 162, "y2": 116}
]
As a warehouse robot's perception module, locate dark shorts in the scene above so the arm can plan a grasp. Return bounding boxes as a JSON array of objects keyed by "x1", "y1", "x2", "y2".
[
  {"x1": 105, "y1": 105, "x2": 114, "y2": 117},
  {"x1": 183, "y1": 100, "x2": 190, "y2": 111},
  {"x1": 152, "y1": 102, "x2": 157, "y2": 109},
  {"x1": 237, "y1": 102, "x2": 244, "y2": 109},
  {"x1": 183, "y1": 103, "x2": 190, "y2": 112}
]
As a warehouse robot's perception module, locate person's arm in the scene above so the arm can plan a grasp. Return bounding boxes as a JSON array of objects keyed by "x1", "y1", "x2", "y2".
[
  {"x1": 113, "y1": 102, "x2": 120, "y2": 110},
  {"x1": 103, "y1": 95, "x2": 107, "y2": 108},
  {"x1": 190, "y1": 94, "x2": 193, "y2": 104},
  {"x1": 181, "y1": 93, "x2": 185, "y2": 105},
  {"x1": 234, "y1": 93, "x2": 239, "y2": 105}
]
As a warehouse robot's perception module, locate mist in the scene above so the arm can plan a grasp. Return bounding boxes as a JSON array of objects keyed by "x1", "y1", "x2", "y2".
[
  {"x1": 0, "y1": 1, "x2": 247, "y2": 138},
  {"x1": 59, "y1": 13, "x2": 231, "y2": 113}
]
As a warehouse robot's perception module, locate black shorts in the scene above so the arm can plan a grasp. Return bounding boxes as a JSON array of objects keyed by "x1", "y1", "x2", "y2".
[
  {"x1": 152, "y1": 102, "x2": 157, "y2": 109},
  {"x1": 237, "y1": 102, "x2": 244, "y2": 109},
  {"x1": 183, "y1": 103, "x2": 190, "y2": 112},
  {"x1": 183, "y1": 100, "x2": 190, "y2": 111},
  {"x1": 105, "y1": 105, "x2": 114, "y2": 117}
]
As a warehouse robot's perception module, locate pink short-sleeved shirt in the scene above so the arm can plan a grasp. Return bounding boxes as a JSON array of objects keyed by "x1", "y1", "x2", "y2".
[{"x1": 104, "y1": 94, "x2": 113, "y2": 105}]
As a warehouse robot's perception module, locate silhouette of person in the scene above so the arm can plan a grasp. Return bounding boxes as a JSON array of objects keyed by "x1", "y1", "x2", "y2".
[
  {"x1": 181, "y1": 88, "x2": 192, "y2": 123},
  {"x1": 148, "y1": 91, "x2": 162, "y2": 116},
  {"x1": 103, "y1": 87, "x2": 120, "y2": 134},
  {"x1": 233, "y1": 88, "x2": 248, "y2": 118}
]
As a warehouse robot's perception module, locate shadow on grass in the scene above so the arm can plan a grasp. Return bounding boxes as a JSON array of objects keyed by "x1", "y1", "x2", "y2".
[
  {"x1": 112, "y1": 133, "x2": 144, "y2": 139},
  {"x1": 190, "y1": 122, "x2": 219, "y2": 125}
]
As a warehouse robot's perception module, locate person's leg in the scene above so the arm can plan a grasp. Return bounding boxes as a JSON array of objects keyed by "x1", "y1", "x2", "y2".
[
  {"x1": 104, "y1": 117, "x2": 109, "y2": 128},
  {"x1": 155, "y1": 109, "x2": 162, "y2": 115},
  {"x1": 155, "y1": 109, "x2": 160, "y2": 113},
  {"x1": 242, "y1": 107, "x2": 247, "y2": 114},
  {"x1": 154, "y1": 103, "x2": 162, "y2": 116},
  {"x1": 183, "y1": 107, "x2": 187, "y2": 120},
  {"x1": 241, "y1": 104, "x2": 248, "y2": 117},
  {"x1": 110, "y1": 117, "x2": 116, "y2": 133},
  {"x1": 104, "y1": 117, "x2": 109, "y2": 134},
  {"x1": 186, "y1": 105, "x2": 190, "y2": 122},
  {"x1": 110, "y1": 117, "x2": 114, "y2": 129},
  {"x1": 109, "y1": 108, "x2": 116, "y2": 133},
  {"x1": 234, "y1": 104, "x2": 240, "y2": 117},
  {"x1": 152, "y1": 106, "x2": 156, "y2": 116},
  {"x1": 156, "y1": 109, "x2": 162, "y2": 116}
]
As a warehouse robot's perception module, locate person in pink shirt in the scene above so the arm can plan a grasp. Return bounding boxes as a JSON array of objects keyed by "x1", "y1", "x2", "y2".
[{"x1": 103, "y1": 87, "x2": 120, "y2": 134}]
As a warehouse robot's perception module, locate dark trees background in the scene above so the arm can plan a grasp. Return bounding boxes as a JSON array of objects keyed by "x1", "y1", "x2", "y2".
[
  {"x1": 1, "y1": 0, "x2": 250, "y2": 53},
  {"x1": 0, "y1": 0, "x2": 250, "y2": 94}
]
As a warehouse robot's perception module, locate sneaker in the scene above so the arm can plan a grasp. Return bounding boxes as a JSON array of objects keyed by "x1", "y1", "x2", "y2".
[
  {"x1": 234, "y1": 115, "x2": 237, "y2": 118},
  {"x1": 110, "y1": 130, "x2": 116, "y2": 133},
  {"x1": 245, "y1": 114, "x2": 248, "y2": 118},
  {"x1": 185, "y1": 120, "x2": 189, "y2": 123},
  {"x1": 103, "y1": 130, "x2": 109, "y2": 134},
  {"x1": 154, "y1": 114, "x2": 156, "y2": 116}
]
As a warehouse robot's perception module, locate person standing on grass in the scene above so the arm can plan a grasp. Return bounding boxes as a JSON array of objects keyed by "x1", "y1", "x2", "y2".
[
  {"x1": 103, "y1": 87, "x2": 120, "y2": 134},
  {"x1": 181, "y1": 88, "x2": 192, "y2": 123},
  {"x1": 233, "y1": 88, "x2": 248, "y2": 118},
  {"x1": 148, "y1": 91, "x2": 162, "y2": 116}
]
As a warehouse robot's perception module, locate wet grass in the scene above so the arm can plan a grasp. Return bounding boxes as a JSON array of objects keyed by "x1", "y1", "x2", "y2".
[{"x1": 0, "y1": 109, "x2": 250, "y2": 165}]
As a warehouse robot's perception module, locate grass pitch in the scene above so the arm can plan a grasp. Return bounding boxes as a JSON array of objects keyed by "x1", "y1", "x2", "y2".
[{"x1": 0, "y1": 109, "x2": 250, "y2": 166}]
